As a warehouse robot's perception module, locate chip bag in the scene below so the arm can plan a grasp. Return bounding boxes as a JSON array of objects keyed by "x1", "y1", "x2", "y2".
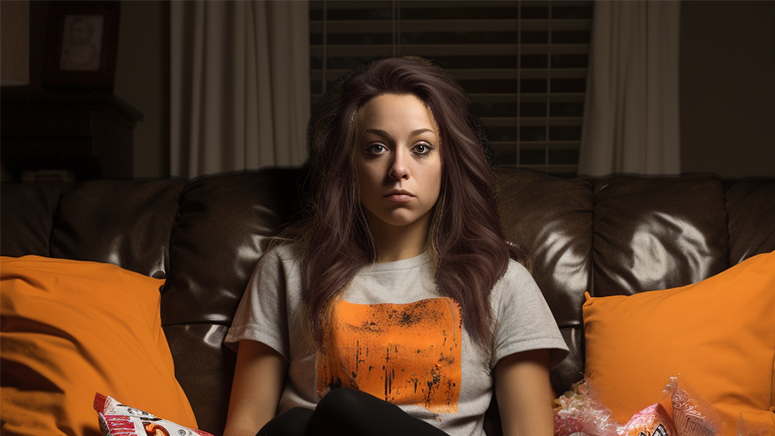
[
  {"x1": 620, "y1": 403, "x2": 677, "y2": 436},
  {"x1": 93, "y1": 393, "x2": 213, "y2": 436}
]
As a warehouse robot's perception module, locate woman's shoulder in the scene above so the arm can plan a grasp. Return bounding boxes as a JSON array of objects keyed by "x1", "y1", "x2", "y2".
[
  {"x1": 501, "y1": 258, "x2": 534, "y2": 283},
  {"x1": 257, "y1": 239, "x2": 305, "y2": 269},
  {"x1": 490, "y1": 258, "x2": 541, "y2": 302}
]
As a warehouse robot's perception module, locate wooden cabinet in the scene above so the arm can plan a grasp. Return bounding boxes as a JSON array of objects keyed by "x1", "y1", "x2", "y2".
[{"x1": 1, "y1": 91, "x2": 142, "y2": 181}]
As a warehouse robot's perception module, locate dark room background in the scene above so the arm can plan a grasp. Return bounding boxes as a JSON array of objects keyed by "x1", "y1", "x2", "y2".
[{"x1": 110, "y1": 0, "x2": 775, "y2": 179}]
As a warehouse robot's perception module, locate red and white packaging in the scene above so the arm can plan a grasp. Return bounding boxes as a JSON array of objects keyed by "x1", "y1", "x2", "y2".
[
  {"x1": 620, "y1": 403, "x2": 677, "y2": 436},
  {"x1": 93, "y1": 393, "x2": 213, "y2": 436}
]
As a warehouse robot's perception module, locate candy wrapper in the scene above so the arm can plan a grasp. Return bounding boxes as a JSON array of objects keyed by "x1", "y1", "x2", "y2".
[
  {"x1": 663, "y1": 377, "x2": 722, "y2": 436},
  {"x1": 93, "y1": 393, "x2": 213, "y2": 436}
]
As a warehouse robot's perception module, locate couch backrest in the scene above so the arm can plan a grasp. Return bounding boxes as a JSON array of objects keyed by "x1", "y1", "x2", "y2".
[
  {"x1": 3, "y1": 167, "x2": 774, "y2": 435},
  {"x1": 493, "y1": 169, "x2": 775, "y2": 398}
]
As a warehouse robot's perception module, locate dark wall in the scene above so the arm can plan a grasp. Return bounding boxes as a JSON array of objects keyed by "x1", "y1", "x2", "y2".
[
  {"x1": 114, "y1": 0, "x2": 170, "y2": 178},
  {"x1": 680, "y1": 0, "x2": 775, "y2": 177}
]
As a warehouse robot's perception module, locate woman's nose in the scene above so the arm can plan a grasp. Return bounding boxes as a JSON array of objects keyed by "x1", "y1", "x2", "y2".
[{"x1": 389, "y1": 149, "x2": 410, "y2": 180}]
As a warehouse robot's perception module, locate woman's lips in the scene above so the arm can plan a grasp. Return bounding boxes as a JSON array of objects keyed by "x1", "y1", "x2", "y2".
[
  {"x1": 385, "y1": 194, "x2": 414, "y2": 202},
  {"x1": 384, "y1": 191, "x2": 414, "y2": 202}
]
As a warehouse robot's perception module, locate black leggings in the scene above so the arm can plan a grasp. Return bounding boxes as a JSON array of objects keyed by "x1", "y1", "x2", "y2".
[{"x1": 256, "y1": 387, "x2": 449, "y2": 436}]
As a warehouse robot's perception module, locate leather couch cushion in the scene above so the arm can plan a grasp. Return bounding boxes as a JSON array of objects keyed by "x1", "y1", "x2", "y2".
[
  {"x1": 725, "y1": 180, "x2": 775, "y2": 263},
  {"x1": 162, "y1": 168, "x2": 309, "y2": 326},
  {"x1": 495, "y1": 167, "x2": 593, "y2": 394},
  {"x1": 0, "y1": 182, "x2": 68, "y2": 258},
  {"x1": 50, "y1": 179, "x2": 186, "y2": 279},
  {"x1": 583, "y1": 250, "x2": 775, "y2": 434},
  {"x1": 591, "y1": 176, "x2": 729, "y2": 297}
]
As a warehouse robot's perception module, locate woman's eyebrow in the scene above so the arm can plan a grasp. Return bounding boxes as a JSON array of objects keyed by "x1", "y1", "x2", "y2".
[
  {"x1": 363, "y1": 128, "x2": 391, "y2": 138},
  {"x1": 362, "y1": 128, "x2": 436, "y2": 138},
  {"x1": 409, "y1": 128, "x2": 435, "y2": 137}
]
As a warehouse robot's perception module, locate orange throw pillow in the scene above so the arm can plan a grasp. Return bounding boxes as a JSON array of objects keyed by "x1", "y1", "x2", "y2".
[
  {"x1": 583, "y1": 251, "x2": 775, "y2": 435},
  {"x1": 1, "y1": 256, "x2": 197, "y2": 436}
]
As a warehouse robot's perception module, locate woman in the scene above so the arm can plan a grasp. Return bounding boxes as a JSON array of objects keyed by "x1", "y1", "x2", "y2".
[{"x1": 223, "y1": 56, "x2": 568, "y2": 436}]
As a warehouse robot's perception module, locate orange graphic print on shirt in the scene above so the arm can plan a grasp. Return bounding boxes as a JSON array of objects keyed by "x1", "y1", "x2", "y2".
[{"x1": 317, "y1": 297, "x2": 462, "y2": 414}]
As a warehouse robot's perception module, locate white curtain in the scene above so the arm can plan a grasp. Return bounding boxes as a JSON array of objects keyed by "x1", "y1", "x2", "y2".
[
  {"x1": 578, "y1": 1, "x2": 681, "y2": 177},
  {"x1": 171, "y1": 0, "x2": 310, "y2": 178}
]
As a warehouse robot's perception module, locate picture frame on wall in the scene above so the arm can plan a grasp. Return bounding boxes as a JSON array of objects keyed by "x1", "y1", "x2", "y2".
[{"x1": 42, "y1": 1, "x2": 120, "y2": 90}]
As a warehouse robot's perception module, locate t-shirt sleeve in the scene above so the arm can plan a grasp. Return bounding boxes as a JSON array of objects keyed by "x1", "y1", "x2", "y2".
[
  {"x1": 489, "y1": 260, "x2": 569, "y2": 369},
  {"x1": 224, "y1": 246, "x2": 292, "y2": 360}
]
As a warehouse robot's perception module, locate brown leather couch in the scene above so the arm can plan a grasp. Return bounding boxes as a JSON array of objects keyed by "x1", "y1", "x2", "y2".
[{"x1": 2, "y1": 167, "x2": 774, "y2": 436}]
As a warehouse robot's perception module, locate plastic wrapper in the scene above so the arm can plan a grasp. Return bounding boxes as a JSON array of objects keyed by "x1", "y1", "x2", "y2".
[
  {"x1": 664, "y1": 377, "x2": 722, "y2": 436},
  {"x1": 553, "y1": 389, "x2": 587, "y2": 436},
  {"x1": 737, "y1": 414, "x2": 775, "y2": 436},
  {"x1": 553, "y1": 380, "x2": 621, "y2": 436},
  {"x1": 552, "y1": 377, "x2": 732, "y2": 436},
  {"x1": 93, "y1": 393, "x2": 213, "y2": 436}
]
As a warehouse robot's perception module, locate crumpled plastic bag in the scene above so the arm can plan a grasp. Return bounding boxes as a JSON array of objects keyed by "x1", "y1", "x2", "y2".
[
  {"x1": 553, "y1": 379, "x2": 620, "y2": 436},
  {"x1": 553, "y1": 377, "x2": 725, "y2": 436},
  {"x1": 663, "y1": 377, "x2": 722, "y2": 436},
  {"x1": 737, "y1": 414, "x2": 775, "y2": 436}
]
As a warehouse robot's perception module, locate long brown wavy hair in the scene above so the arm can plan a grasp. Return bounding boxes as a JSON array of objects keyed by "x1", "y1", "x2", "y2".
[{"x1": 296, "y1": 56, "x2": 527, "y2": 345}]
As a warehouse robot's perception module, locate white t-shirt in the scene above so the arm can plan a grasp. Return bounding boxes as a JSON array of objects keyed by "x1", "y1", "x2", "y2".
[{"x1": 225, "y1": 243, "x2": 568, "y2": 436}]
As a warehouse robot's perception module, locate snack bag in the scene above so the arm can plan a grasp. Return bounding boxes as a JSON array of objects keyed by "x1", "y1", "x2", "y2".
[
  {"x1": 93, "y1": 393, "x2": 213, "y2": 436},
  {"x1": 663, "y1": 377, "x2": 722, "y2": 436},
  {"x1": 620, "y1": 403, "x2": 677, "y2": 436}
]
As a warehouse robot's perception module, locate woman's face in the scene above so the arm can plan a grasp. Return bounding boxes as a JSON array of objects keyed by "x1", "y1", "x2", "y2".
[{"x1": 354, "y1": 93, "x2": 442, "y2": 235}]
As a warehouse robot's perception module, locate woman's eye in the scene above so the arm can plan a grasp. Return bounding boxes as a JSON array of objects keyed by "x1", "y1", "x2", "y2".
[
  {"x1": 367, "y1": 144, "x2": 387, "y2": 155},
  {"x1": 413, "y1": 143, "x2": 433, "y2": 155}
]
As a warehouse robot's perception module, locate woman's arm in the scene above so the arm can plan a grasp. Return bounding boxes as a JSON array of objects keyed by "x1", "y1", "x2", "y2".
[
  {"x1": 494, "y1": 349, "x2": 555, "y2": 436},
  {"x1": 223, "y1": 340, "x2": 288, "y2": 436}
]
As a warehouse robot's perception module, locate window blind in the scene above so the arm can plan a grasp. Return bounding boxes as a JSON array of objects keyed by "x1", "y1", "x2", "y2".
[{"x1": 310, "y1": 0, "x2": 593, "y2": 176}]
